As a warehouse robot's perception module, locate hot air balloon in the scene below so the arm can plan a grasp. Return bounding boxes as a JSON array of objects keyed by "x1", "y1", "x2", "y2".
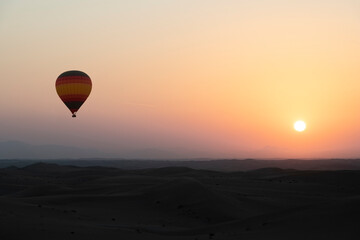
[{"x1": 55, "y1": 70, "x2": 92, "y2": 117}]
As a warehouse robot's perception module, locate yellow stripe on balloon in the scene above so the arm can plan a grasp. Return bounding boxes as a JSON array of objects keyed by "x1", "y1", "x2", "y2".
[{"x1": 56, "y1": 83, "x2": 92, "y2": 96}]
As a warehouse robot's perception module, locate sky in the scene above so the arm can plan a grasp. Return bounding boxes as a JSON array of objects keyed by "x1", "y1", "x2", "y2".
[{"x1": 1, "y1": 0, "x2": 360, "y2": 158}]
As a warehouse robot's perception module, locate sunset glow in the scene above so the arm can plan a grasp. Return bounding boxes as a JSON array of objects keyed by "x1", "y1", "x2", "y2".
[{"x1": 1, "y1": 1, "x2": 360, "y2": 159}]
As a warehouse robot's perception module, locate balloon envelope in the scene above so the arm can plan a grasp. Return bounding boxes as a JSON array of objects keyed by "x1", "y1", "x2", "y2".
[{"x1": 55, "y1": 70, "x2": 92, "y2": 117}]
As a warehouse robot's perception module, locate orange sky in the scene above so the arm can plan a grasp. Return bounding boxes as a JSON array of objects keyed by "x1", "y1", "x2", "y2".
[{"x1": 1, "y1": 0, "x2": 360, "y2": 158}]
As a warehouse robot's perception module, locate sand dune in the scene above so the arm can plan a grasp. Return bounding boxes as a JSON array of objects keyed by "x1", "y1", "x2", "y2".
[{"x1": 1, "y1": 162, "x2": 359, "y2": 239}]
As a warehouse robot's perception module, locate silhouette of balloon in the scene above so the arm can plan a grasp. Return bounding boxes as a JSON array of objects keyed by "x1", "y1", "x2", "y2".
[{"x1": 55, "y1": 70, "x2": 92, "y2": 117}]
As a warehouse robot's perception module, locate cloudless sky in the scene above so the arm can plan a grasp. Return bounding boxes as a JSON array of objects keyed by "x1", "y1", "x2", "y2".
[{"x1": 1, "y1": 0, "x2": 360, "y2": 158}]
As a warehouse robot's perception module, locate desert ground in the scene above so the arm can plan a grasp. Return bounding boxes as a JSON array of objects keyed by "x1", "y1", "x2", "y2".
[{"x1": 1, "y1": 161, "x2": 360, "y2": 239}]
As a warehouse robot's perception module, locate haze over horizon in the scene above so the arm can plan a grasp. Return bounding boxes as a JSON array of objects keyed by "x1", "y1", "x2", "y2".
[{"x1": 1, "y1": 0, "x2": 360, "y2": 159}]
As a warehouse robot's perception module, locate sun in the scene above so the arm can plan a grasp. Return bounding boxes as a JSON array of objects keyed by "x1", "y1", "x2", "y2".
[{"x1": 294, "y1": 120, "x2": 306, "y2": 132}]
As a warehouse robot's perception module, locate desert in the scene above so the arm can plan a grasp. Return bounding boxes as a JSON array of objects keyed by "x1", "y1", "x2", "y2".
[{"x1": 1, "y1": 160, "x2": 359, "y2": 240}]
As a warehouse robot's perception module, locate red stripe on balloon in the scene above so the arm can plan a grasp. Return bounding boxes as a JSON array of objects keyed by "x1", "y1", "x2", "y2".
[
  {"x1": 60, "y1": 94, "x2": 88, "y2": 102},
  {"x1": 56, "y1": 77, "x2": 92, "y2": 86}
]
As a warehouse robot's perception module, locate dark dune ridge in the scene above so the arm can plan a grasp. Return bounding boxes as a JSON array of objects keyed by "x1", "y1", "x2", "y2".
[
  {"x1": 2, "y1": 158, "x2": 360, "y2": 170},
  {"x1": 1, "y1": 163, "x2": 360, "y2": 239}
]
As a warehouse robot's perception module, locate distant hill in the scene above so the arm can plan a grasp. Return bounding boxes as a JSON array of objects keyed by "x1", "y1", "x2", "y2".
[
  {"x1": 0, "y1": 141, "x2": 189, "y2": 160},
  {"x1": 1, "y1": 141, "x2": 360, "y2": 171},
  {"x1": 0, "y1": 141, "x2": 109, "y2": 159},
  {"x1": 1, "y1": 157, "x2": 360, "y2": 171}
]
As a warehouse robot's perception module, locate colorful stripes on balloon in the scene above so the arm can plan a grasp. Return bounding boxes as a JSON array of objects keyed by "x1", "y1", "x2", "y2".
[{"x1": 56, "y1": 70, "x2": 92, "y2": 117}]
